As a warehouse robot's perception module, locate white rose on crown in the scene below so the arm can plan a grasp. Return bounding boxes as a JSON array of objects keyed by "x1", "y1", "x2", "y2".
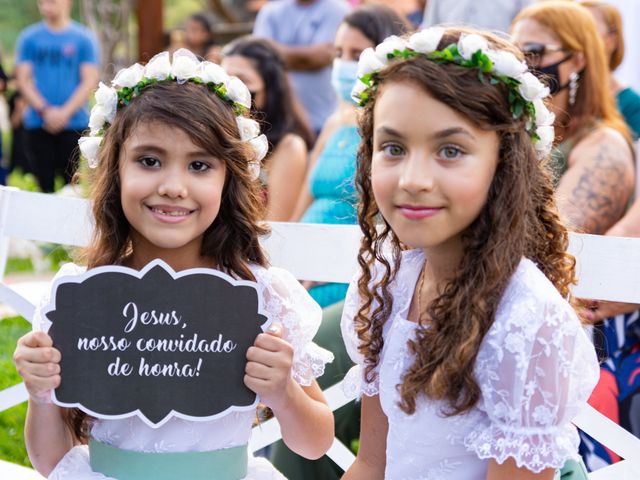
[
  {"x1": 518, "y1": 72, "x2": 550, "y2": 101},
  {"x1": 535, "y1": 125, "x2": 555, "y2": 156},
  {"x1": 374, "y1": 36, "x2": 407, "y2": 63},
  {"x1": 249, "y1": 134, "x2": 269, "y2": 162},
  {"x1": 198, "y1": 61, "x2": 229, "y2": 85},
  {"x1": 408, "y1": 27, "x2": 444, "y2": 54},
  {"x1": 225, "y1": 76, "x2": 252, "y2": 109},
  {"x1": 357, "y1": 48, "x2": 386, "y2": 77},
  {"x1": 88, "y1": 105, "x2": 106, "y2": 134},
  {"x1": 94, "y1": 82, "x2": 118, "y2": 123},
  {"x1": 236, "y1": 116, "x2": 261, "y2": 142},
  {"x1": 144, "y1": 51, "x2": 171, "y2": 81},
  {"x1": 112, "y1": 63, "x2": 145, "y2": 88},
  {"x1": 458, "y1": 34, "x2": 489, "y2": 60},
  {"x1": 533, "y1": 98, "x2": 555, "y2": 127},
  {"x1": 487, "y1": 50, "x2": 527, "y2": 78},
  {"x1": 78, "y1": 136, "x2": 102, "y2": 168},
  {"x1": 171, "y1": 49, "x2": 200, "y2": 82},
  {"x1": 248, "y1": 161, "x2": 261, "y2": 180}
]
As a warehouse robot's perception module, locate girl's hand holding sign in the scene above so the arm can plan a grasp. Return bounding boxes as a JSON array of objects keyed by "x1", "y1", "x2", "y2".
[{"x1": 14, "y1": 331, "x2": 61, "y2": 404}]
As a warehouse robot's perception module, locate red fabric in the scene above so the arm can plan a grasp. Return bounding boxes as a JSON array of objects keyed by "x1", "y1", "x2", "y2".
[{"x1": 588, "y1": 369, "x2": 621, "y2": 463}]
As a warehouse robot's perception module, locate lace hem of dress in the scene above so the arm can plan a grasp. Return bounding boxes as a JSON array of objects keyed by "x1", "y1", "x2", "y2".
[
  {"x1": 291, "y1": 342, "x2": 334, "y2": 386},
  {"x1": 463, "y1": 420, "x2": 580, "y2": 473},
  {"x1": 342, "y1": 365, "x2": 379, "y2": 398}
]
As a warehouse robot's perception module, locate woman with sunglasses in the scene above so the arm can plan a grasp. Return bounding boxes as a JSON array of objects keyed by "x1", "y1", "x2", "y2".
[{"x1": 511, "y1": 0, "x2": 634, "y2": 236}]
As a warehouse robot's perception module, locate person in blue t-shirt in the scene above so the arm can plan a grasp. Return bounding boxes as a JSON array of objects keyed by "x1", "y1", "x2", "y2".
[
  {"x1": 253, "y1": 0, "x2": 350, "y2": 135},
  {"x1": 15, "y1": 0, "x2": 99, "y2": 193}
]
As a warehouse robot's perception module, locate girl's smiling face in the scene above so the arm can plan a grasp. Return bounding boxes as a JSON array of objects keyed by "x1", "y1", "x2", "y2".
[
  {"x1": 119, "y1": 121, "x2": 226, "y2": 264},
  {"x1": 371, "y1": 81, "x2": 500, "y2": 254}
]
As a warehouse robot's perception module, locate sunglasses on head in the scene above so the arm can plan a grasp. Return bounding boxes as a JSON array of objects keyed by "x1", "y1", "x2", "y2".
[{"x1": 521, "y1": 42, "x2": 567, "y2": 66}]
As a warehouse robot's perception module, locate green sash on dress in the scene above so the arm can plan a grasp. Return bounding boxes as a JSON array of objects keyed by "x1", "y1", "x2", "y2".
[{"x1": 89, "y1": 438, "x2": 248, "y2": 480}]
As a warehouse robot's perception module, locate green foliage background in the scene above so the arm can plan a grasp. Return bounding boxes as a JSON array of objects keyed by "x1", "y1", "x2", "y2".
[{"x1": 0, "y1": 317, "x2": 32, "y2": 467}]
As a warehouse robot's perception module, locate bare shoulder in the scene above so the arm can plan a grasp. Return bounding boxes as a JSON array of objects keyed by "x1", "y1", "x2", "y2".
[
  {"x1": 271, "y1": 133, "x2": 308, "y2": 167},
  {"x1": 570, "y1": 125, "x2": 633, "y2": 168},
  {"x1": 320, "y1": 111, "x2": 343, "y2": 133},
  {"x1": 277, "y1": 133, "x2": 307, "y2": 154},
  {"x1": 558, "y1": 125, "x2": 635, "y2": 234}
]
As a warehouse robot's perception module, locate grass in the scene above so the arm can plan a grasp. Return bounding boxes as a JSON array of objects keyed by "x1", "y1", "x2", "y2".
[
  {"x1": 5, "y1": 257, "x2": 33, "y2": 275},
  {"x1": 0, "y1": 316, "x2": 31, "y2": 467}
]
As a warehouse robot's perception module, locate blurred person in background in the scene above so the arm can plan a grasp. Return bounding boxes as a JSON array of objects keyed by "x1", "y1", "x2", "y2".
[
  {"x1": 511, "y1": 0, "x2": 633, "y2": 236},
  {"x1": 15, "y1": 0, "x2": 99, "y2": 193},
  {"x1": 422, "y1": 0, "x2": 533, "y2": 34},
  {"x1": 354, "y1": 0, "x2": 425, "y2": 27},
  {"x1": 581, "y1": 0, "x2": 640, "y2": 139},
  {"x1": 222, "y1": 36, "x2": 315, "y2": 221},
  {"x1": 253, "y1": 0, "x2": 350, "y2": 135},
  {"x1": 601, "y1": 0, "x2": 640, "y2": 93},
  {"x1": 184, "y1": 12, "x2": 216, "y2": 59},
  {"x1": 513, "y1": 1, "x2": 638, "y2": 471},
  {"x1": 8, "y1": 88, "x2": 30, "y2": 176}
]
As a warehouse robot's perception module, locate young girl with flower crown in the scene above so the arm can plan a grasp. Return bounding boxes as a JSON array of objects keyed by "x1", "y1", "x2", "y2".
[
  {"x1": 13, "y1": 48, "x2": 334, "y2": 480},
  {"x1": 340, "y1": 27, "x2": 600, "y2": 479}
]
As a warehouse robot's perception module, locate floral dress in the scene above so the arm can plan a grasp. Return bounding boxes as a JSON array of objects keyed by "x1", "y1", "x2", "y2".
[
  {"x1": 32, "y1": 263, "x2": 333, "y2": 480},
  {"x1": 341, "y1": 250, "x2": 600, "y2": 479}
]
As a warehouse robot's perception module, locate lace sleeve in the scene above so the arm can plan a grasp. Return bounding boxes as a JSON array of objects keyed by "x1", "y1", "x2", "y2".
[
  {"x1": 32, "y1": 263, "x2": 86, "y2": 333},
  {"x1": 464, "y1": 292, "x2": 600, "y2": 472},
  {"x1": 257, "y1": 266, "x2": 334, "y2": 386},
  {"x1": 340, "y1": 273, "x2": 380, "y2": 398}
]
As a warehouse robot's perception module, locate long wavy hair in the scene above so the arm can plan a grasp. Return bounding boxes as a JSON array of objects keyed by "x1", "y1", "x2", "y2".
[
  {"x1": 513, "y1": 1, "x2": 629, "y2": 141},
  {"x1": 354, "y1": 28, "x2": 576, "y2": 416},
  {"x1": 222, "y1": 36, "x2": 315, "y2": 151},
  {"x1": 66, "y1": 80, "x2": 269, "y2": 441}
]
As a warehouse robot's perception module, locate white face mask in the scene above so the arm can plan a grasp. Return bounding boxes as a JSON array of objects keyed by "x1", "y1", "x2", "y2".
[{"x1": 331, "y1": 58, "x2": 359, "y2": 104}]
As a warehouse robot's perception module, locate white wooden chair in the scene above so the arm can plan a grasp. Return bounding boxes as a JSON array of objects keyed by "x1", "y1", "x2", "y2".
[{"x1": 0, "y1": 186, "x2": 639, "y2": 479}]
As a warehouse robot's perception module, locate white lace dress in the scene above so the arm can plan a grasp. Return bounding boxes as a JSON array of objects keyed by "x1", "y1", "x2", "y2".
[
  {"x1": 341, "y1": 250, "x2": 600, "y2": 480},
  {"x1": 32, "y1": 263, "x2": 334, "y2": 480}
]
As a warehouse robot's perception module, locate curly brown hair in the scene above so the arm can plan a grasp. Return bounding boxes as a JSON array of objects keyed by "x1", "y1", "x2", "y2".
[
  {"x1": 354, "y1": 28, "x2": 576, "y2": 416},
  {"x1": 65, "y1": 80, "x2": 269, "y2": 441}
]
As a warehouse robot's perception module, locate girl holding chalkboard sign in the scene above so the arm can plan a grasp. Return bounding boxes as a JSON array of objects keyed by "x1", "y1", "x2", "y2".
[
  {"x1": 340, "y1": 28, "x2": 600, "y2": 479},
  {"x1": 13, "y1": 49, "x2": 335, "y2": 480}
]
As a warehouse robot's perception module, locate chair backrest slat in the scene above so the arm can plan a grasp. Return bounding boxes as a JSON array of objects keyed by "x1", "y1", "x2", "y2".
[{"x1": 1, "y1": 186, "x2": 640, "y2": 480}]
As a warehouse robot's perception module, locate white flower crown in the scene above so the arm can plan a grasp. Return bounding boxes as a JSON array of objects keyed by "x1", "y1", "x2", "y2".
[
  {"x1": 352, "y1": 29, "x2": 555, "y2": 158},
  {"x1": 78, "y1": 49, "x2": 269, "y2": 179}
]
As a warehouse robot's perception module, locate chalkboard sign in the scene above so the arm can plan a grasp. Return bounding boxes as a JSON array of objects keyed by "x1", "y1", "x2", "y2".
[{"x1": 44, "y1": 260, "x2": 270, "y2": 428}]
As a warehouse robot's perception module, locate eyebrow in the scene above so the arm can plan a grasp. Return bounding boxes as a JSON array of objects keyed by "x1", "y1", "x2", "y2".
[
  {"x1": 376, "y1": 125, "x2": 477, "y2": 141},
  {"x1": 128, "y1": 144, "x2": 213, "y2": 157},
  {"x1": 376, "y1": 126, "x2": 407, "y2": 140},
  {"x1": 432, "y1": 127, "x2": 477, "y2": 141}
]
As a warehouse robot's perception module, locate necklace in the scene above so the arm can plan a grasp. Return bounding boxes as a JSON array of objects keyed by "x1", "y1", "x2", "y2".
[{"x1": 416, "y1": 261, "x2": 427, "y2": 324}]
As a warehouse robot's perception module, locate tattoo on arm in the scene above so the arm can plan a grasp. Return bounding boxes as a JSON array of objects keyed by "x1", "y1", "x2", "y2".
[{"x1": 564, "y1": 143, "x2": 631, "y2": 235}]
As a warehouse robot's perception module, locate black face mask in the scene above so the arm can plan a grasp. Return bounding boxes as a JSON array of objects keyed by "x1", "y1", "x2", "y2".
[{"x1": 534, "y1": 54, "x2": 573, "y2": 95}]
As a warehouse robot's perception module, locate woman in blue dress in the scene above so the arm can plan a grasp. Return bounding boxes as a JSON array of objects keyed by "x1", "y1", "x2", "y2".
[{"x1": 292, "y1": 5, "x2": 410, "y2": 308}]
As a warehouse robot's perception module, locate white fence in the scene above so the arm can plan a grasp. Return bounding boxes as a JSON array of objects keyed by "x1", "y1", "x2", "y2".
[{"x1": 1, "y1": 186, "x2": 639, "y2": 478}]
